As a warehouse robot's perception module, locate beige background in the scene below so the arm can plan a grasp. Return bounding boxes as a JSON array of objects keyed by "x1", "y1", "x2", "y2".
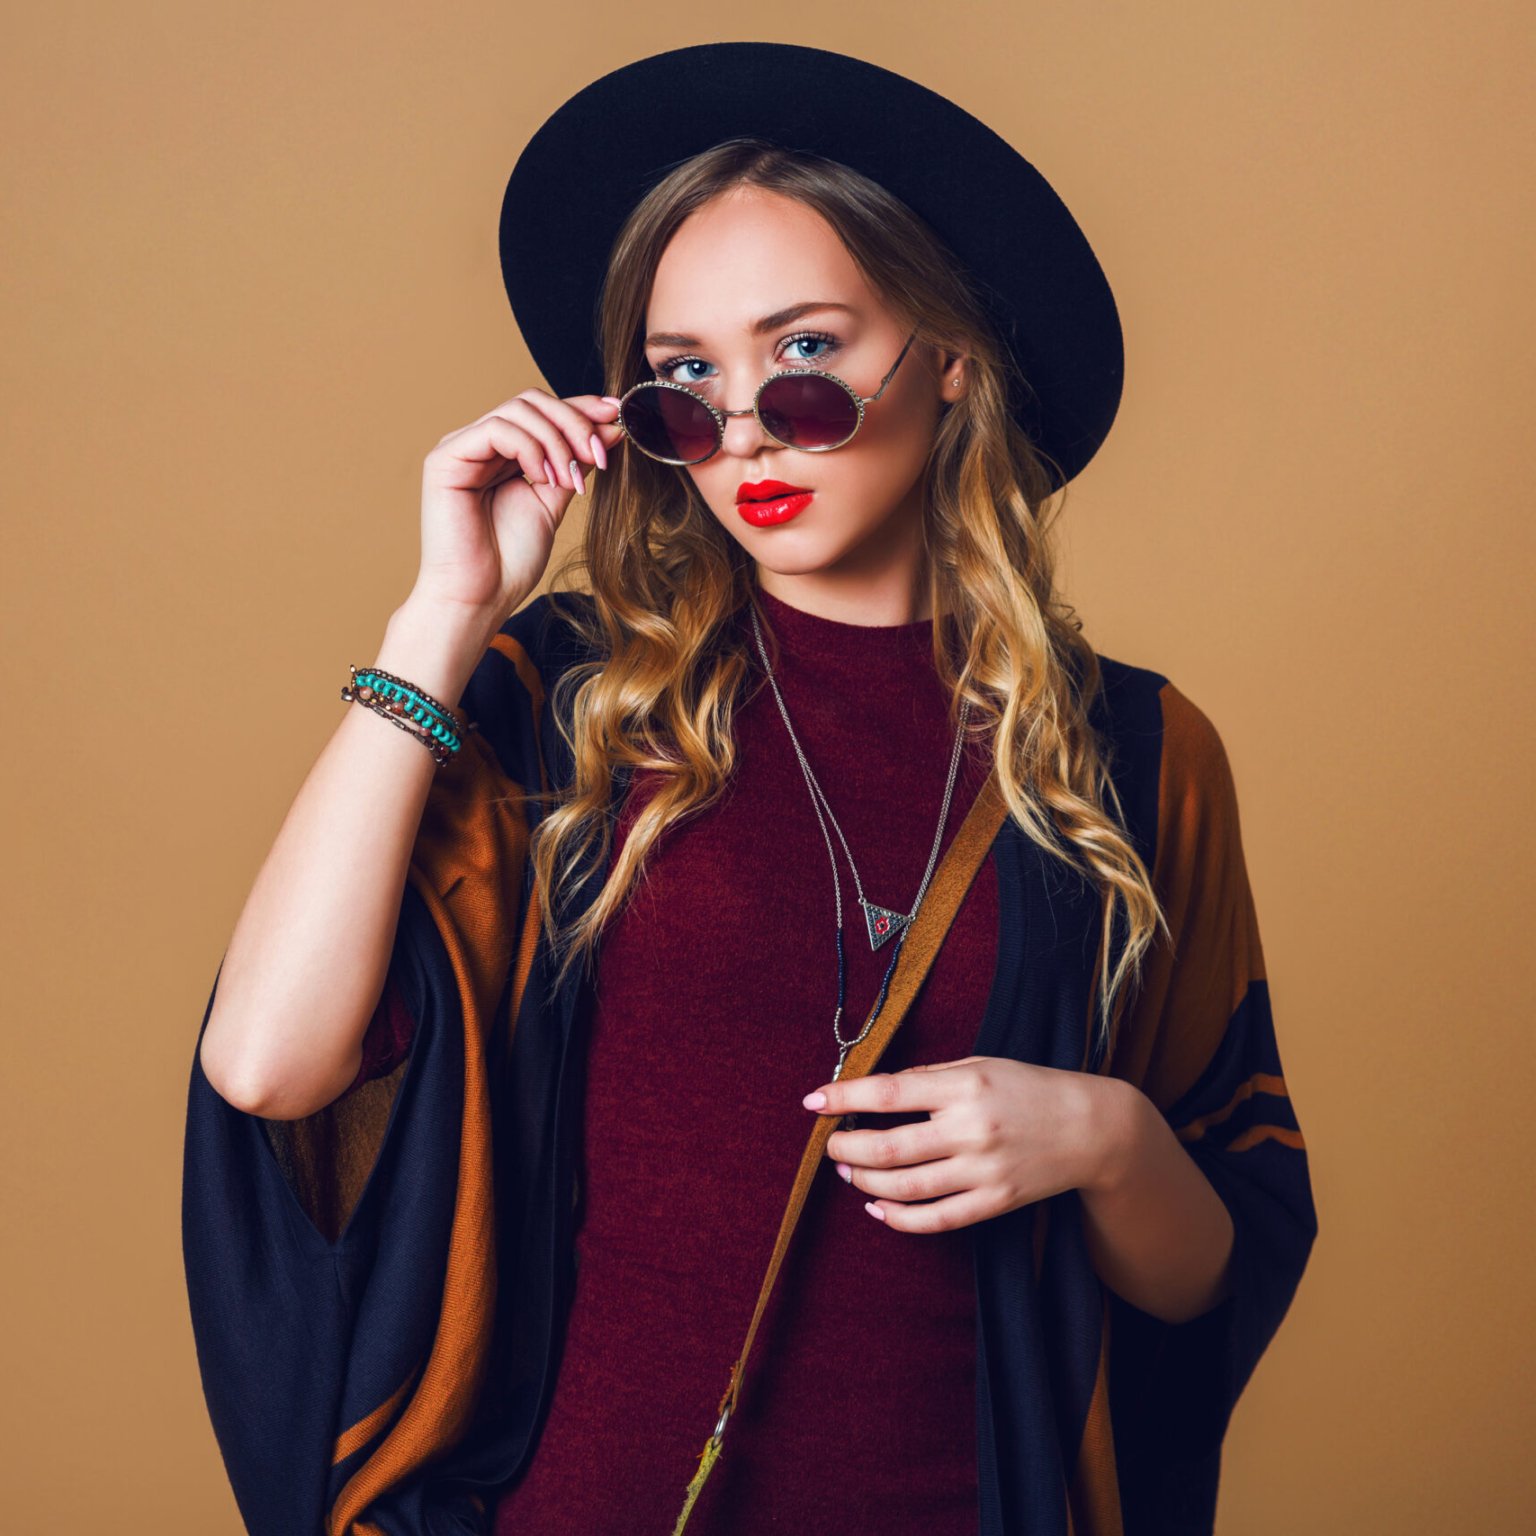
[{"x1": 4, "y1": 2, "x2": 1531, "y2": 1529}]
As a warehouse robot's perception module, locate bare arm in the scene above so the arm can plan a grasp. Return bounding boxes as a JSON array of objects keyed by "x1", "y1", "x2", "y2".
[
  {"x1": 198, "y1": 384, "x2": 625, "y2": 1121},
  {"x1": 197, "y1": 597, "x2": 502, "y2": 1120},
  {"x1": 1078, "y1": 1076, "x2": 1236, "y2": 1324}
]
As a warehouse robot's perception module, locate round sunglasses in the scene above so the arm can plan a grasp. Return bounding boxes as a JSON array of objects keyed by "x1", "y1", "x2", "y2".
[{"x1": 616, "y1": 331, "x2": 918, "y2": 466}]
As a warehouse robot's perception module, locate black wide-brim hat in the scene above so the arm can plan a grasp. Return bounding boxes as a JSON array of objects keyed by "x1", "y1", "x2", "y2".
[{"x1": 499, "y1": 42, "x2": 1123, "y2": 490}]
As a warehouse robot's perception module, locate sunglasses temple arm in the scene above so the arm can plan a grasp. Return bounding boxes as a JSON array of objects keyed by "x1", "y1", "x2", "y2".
[{"x1": 860, "y1": 331, "x2": 920, "y2": 403}]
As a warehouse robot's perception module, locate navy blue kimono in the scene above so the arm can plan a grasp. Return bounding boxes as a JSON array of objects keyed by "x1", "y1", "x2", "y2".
[{"x1": 181, "y1": 591, "x2": 1317, "y2": 1535}]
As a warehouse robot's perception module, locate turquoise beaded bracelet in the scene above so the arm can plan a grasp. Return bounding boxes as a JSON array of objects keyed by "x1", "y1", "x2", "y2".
[{"x1": 340, "y1": 663, "x2": 475, "y2": 767}]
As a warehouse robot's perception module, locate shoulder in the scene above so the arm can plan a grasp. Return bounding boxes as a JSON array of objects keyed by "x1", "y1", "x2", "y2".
[
  {"x1": 459, "y1": 590, "x2": 603, "y2": 706},
  {"x1": 499, "y1": 589, "x2": 602, "y2": 677},
  {"x1": 1085, "y1": 652, "x2": 1239, "y2": 873},
  {"x1": 1085, "y1": 651, "x2": 1168, "y2": 748}
]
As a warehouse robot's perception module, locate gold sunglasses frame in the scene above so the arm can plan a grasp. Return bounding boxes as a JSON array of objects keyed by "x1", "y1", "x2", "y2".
[{"x1": 616, "y1": 330, "x2": 919, "y2": 466}]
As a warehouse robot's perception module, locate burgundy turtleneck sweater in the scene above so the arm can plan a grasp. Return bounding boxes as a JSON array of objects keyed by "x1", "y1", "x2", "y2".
[{"x1": 355, "y1": 586, "x2": 1000, "y2": 1532}]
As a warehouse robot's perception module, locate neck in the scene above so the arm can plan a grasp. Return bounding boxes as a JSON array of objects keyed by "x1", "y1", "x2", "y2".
[
  {"x1": 754, "y1": 574, "x2": 933, "y2": 626},
  {"x1": 754, "y1": 514, "x2": 933, "y2": 626}
]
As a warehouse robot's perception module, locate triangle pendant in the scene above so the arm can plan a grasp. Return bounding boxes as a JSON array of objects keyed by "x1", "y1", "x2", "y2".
[{"x1": 862, "y1": 902, "x2": 912, "y2": 951}]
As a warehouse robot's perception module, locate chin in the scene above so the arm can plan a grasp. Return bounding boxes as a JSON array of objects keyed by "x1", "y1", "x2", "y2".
[{"x1": 733, "y1": 525, "x2": 875, "y2": 578}]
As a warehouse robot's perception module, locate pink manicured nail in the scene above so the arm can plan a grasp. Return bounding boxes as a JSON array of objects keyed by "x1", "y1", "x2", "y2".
[
  {"x1": 864, "y1": 1201, "x2": 886, "y2": 1222},
  {"x1": 837, "y1": 1163, "x2": 852, "y2": 1182},
  {"x1": 601, "y1": 395, "x2": 623, "y2": 407},
  {"x1": 542, "y1": 457, "x2": 558, "y2": 487},
  {"x1": 570, "y1": 458, "x2": 585, "y2": 495},
  {"x1": 590, "y1": 432, "x2": 608, "y2": 471}
]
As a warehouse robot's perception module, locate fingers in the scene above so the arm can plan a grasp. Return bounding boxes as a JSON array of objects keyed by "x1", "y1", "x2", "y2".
[
  {"x1": 803, "y1": 1067, "x2": 959, "y2": 1117},
  {"x1": 477, "y1": 392, "x2": 627, "y2": 491},
  {"x1": 835, "y1": 1152, "x2": 970, "y2": 1206},
  {"x1": 472, "y1": 416, "x2": 570, "y2": 493},
  {"x1": 431, "y1": 388, "x2": 625, "y2": 500},
  {"x1": 493, "y1": 400, "x2": 594, "y2": 490},
  {"x1": 825, "y1": 1117, "x2": 947, "y2": 1169},
  {"x1": 863, "y1": 1187, "x2": 997, "y2": 1234}
]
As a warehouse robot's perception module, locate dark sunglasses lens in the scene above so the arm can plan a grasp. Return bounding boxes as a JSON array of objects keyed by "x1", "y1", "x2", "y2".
[
  {"x1": 621, "y1": 386, "x2": 718, "y2": 464},
  {"x1": 758, "y1": 374, "x2": 860, "y2": 449}
]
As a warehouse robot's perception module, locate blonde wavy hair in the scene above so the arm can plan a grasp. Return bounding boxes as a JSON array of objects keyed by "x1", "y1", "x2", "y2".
[{"x1": 523, "y1": 137, "x2": 1167, "y2": 1062}]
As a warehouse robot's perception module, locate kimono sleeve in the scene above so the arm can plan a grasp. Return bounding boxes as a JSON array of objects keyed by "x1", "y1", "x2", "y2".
[
  {"x1": 1103, "y1": 680, "x2": 1319, "y2": 1490},
  {"x1": 181, "y1": 615, "x2": 554, "y2": 1536}
]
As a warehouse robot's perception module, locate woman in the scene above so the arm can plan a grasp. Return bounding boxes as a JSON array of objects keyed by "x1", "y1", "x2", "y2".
[{"x1": 183, "y1": 43, "x2": 1317, "y2": 1536}]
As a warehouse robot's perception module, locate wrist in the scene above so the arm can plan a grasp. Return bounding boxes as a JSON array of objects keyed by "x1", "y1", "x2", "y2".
[
  {"x1": 1076, "y1": 1074, "x2": 1148, "y2": 1196},
  {"x1": 376, "y1": 597, "x2": 502, "y2": 713}
]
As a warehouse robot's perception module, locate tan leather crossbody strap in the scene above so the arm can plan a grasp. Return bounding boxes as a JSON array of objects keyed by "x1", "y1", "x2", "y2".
[{"x1": 671, "y1": 766, "x2": 1010, "y2": 1533}]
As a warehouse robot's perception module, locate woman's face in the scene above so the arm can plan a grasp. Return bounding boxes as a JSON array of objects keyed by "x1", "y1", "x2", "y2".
[{"x1": 641, "y1": 186, "x2": 955, "y2": 599}]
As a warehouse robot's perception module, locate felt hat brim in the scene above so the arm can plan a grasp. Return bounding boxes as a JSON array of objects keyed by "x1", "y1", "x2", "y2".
[{"x1": 499, "y1": 42, "x2": 1123, "y2": 490}]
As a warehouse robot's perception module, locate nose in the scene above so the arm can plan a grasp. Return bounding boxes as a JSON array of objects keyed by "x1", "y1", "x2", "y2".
[{"x1": 718, "y1": 398, "x2": 775, "y2": 459}]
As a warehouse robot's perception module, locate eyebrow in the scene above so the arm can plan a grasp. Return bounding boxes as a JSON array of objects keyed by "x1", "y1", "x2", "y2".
[{"x1": 643, "y1": 301, "x2": 859, "y2": 351}]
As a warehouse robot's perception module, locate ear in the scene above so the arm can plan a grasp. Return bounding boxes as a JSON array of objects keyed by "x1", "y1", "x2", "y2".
[{"x1": 937, "y1": 347, "x2": 968, "y2": 401}]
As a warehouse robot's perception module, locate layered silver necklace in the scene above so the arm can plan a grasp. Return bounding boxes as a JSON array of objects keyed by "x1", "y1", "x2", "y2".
[{"x1": 748, "y1": 599, "x2": 972, "y2": 1080}]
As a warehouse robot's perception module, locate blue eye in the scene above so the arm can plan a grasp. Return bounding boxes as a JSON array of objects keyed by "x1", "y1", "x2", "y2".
[
  {"x1": 657, "y1": 356, "x2": 717, "y2": 385},
  {"x1": 651, "y1": 329, "x2": 842, "y2": 386},
  {"x1": 782, "y1": 331, "x2": 839, "y2": 364}
]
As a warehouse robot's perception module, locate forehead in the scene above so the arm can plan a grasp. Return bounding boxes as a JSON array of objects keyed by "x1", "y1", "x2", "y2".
[{"x1": 645, "y1": 186, "x2": 879, "y2": 337}]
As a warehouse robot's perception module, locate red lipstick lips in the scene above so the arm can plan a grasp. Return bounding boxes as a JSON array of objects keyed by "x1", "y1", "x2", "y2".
[
  {"x1": 736, "y1": 479, "x2": 811, "y2": 503},
  {"x1": 736, "y1": 479, "x2": 815, "y2": 527}
]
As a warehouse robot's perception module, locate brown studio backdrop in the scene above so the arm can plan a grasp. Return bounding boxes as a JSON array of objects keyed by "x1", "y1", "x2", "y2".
[{"x1": 3, "y1": 2, "x2": 1532, "y2": 1530}]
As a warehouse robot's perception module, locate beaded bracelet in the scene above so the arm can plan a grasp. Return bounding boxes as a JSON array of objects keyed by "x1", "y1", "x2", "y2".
[{"x1": 340, "y1": 663, "x2": 476, "y2": 768}]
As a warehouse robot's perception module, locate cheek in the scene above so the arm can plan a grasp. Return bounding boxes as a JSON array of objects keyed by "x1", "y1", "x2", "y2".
[
  {"x1": 835, "y1": 411, "x2": 934, "y2": 508},
  {"x1": 830, "y1": 377, "x2": 931, "y2": 471},
  {"x1": 688, "y1": 465, "x2": 737, "y2": 520}
]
